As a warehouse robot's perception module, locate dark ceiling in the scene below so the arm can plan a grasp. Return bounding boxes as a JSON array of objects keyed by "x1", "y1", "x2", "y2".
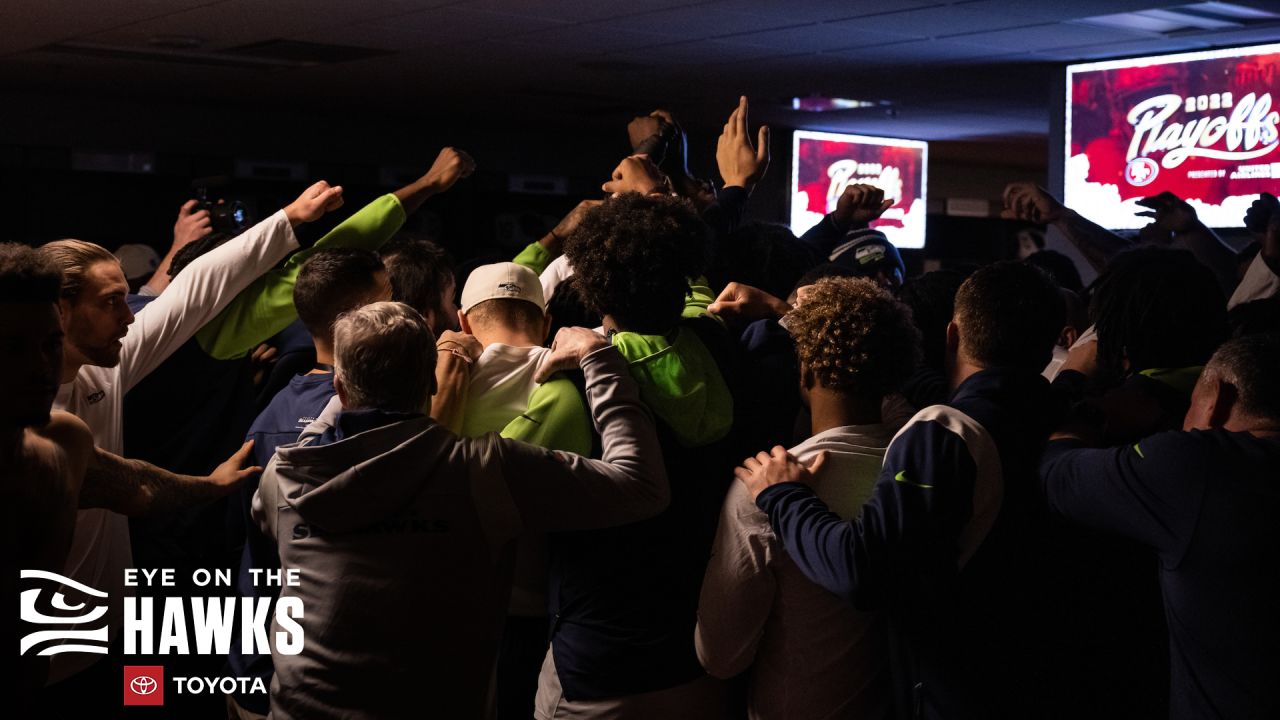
[{"x1": 4, "y1": 0, "x2": 1280, "y2": 140}]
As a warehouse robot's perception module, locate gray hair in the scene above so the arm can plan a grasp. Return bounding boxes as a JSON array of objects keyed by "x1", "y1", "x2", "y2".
[
  {"x1": 333, "y1": 301, "x2": 437, "y2": 413},
  {"x1": 1205, "y1": 333, "x2": 1280, "y2": 422}
]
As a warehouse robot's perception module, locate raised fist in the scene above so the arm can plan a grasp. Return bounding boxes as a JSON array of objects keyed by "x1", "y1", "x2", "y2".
[
  {"x1": 284, "y1": 180, "x2": 344, "y2": 227},
  {"x1": 833, "y1": 184, "x2": 893, "y2": 230},
  {"x1": 1245, "y1": 192, "x2": 1279, "y2": 235},
  {"x1": 1001, "y1": 183, "x2": 1065, "y2": 225},
  {"x1": 421, "y1": 147, "x2": 476, "y2": 194}
]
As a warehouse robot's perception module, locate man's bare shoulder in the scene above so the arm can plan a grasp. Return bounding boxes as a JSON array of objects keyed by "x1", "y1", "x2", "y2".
[{"x1": 27, "y1": 411, "x2": 93, "y2": 487}]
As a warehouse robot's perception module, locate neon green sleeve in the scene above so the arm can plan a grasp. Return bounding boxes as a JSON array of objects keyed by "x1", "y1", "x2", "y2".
[
  {"x1": 513, "y1": 242, "x2": 554, "y2": 276},
  {"x1": 499, "y1": 376, "x2": 593, "y2": 457},
  {"x1": 681, "y1": 275, "x2": 718, "y2": 321},
  {"x1": 195, "y1": 194, "x2": 407, "y2": 360}
]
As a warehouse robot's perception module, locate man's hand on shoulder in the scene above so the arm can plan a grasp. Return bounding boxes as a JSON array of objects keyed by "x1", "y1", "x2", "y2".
[
  {"x1": 736, "y1": 446, "x2": 826, "y2": 501},
  {"x1": 535, "y1": 327, "x2": 610, "y2": 382}
]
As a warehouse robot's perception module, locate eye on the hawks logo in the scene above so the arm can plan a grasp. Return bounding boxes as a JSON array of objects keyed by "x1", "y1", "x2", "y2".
[
  {"x1": 1125, "y1": 157, "x2": 1159, "y2": 187},
  {"x1": 124, "y1": 666, "x2": 165, "y2": 706},
  {"x1": 18, "y1": 569, "x2": 110, "y2": 656}
]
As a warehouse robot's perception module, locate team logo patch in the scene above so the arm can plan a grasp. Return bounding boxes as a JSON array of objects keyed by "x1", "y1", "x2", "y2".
[{"x1": 18, "y1": 569, "x2": 110, "y2": 657}]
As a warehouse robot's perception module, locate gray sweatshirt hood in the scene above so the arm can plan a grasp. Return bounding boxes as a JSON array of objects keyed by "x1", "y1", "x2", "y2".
[{"x1": 272, "y1": 412, "x2": 452, "y2": 533}]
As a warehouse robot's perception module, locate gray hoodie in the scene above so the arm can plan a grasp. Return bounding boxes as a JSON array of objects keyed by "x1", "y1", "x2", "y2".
[{"x1": 252, "y1": 346, "x2": 667, "y2": 720}]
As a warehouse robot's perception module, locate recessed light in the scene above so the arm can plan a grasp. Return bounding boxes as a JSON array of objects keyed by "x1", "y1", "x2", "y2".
[{"x1": 792, "y1": 96, "x2": 890, "y2": 112}]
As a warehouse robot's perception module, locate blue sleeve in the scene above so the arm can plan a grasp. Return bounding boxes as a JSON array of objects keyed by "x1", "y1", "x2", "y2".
[
  {"x1": 1040, "y1": 433, "x2": 1205, "y2": 563},
  {"x1": 700, "y1": 186, "x2": 750, "y2": 267},
  {"x1": 795, "y1": 214, "x2": 847, "y2": 262},
  {"x1": 756, "y1": 420, "x2": 976, "y2": 609}
]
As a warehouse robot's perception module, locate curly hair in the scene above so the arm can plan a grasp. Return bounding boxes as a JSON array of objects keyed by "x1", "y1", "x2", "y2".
[
  {"x1": 785, "y1": 277, "x2": 922, "y2": 397},
  {"x1": 563, "y1": 193, "x2": 710, "y2": 334}
]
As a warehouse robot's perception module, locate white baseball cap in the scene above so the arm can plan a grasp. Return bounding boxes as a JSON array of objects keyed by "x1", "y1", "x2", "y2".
[
  {"x1": 114, "y1": 244, "x2": 161, "y2": 281},
  {"x1": 461, "y1": 262, "x2": 545, "y2": 313}
]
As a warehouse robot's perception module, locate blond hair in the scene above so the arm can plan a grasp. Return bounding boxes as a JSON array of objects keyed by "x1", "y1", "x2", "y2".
[{"x1": 37, "y1": 239, "x2": 119, "y2": 301}]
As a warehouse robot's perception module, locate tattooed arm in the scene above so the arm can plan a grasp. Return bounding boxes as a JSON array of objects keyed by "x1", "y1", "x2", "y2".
[{"x1": 78, "y1": 441, "x2": 261, "y2": 517}]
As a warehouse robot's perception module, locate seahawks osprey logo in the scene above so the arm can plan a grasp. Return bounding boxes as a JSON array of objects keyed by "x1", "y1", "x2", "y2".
[
  {"x1": 497, "y1": 282, "x2": 522, "y2": 294},
  {"x1": 18, "y1": 570, "x2": 110, "y2": 656}
]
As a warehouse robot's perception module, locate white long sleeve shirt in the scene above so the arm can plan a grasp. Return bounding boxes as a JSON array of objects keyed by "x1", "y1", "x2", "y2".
[{"x1": 48, "y1": 209, "x2": 298, "y2": 682}]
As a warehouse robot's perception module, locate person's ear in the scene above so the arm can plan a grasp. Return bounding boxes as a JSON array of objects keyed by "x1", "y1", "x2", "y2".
[
  {"x1": 1210, "y1": 377, "x2": 1238, "y2": 427},
  {"x1": 1059, "y1": 325, "x2": 1079, "y2": 349},
  {"x1": 333, "y1": 375, "x2": 349, "y2": 408},
  {"x1": 945, "y1": 320, "x2": 960, "y2": 359},
  {"x1": 542, "y1": 312, "x2": 553, "y2": 344},
  {"x1": 1184, "y1": 374, "x2": 1234, "y2": 431},
  {"x1": 458, "y1": 310, "x2": 471, "y2": 335}
]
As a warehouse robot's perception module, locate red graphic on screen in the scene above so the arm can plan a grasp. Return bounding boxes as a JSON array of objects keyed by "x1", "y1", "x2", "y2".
[
  {"x1": 794, "y1": 139, "x2": 924, "y2": 230},
  {"x1": 1069, "y1": 49, "x2": 1280, "y2": 207},
  {"x1": 124, "y1": 665, "x2": 165, "y2": 706}
]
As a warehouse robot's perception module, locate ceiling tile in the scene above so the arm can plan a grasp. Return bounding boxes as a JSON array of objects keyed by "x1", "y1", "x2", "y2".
[
  {"x1": 461, "y1": 0, "x2": 703, "y2": 24},
  {"x1": 946, "y1": 22, "x2": 1154, "y2": 52},
  {"x1": 713, "y1": 0, "x2": 949, "y2": 25}
]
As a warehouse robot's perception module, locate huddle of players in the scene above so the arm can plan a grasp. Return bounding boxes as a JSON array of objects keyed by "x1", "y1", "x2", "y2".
[{"x1": 8, "y1": 99, "x2": 1280, "y2": 720}]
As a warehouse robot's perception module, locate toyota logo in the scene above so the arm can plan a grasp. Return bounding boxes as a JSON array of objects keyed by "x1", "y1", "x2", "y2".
[{"x1": 130, "y1": 676, "x2": 158, "y2": 695}]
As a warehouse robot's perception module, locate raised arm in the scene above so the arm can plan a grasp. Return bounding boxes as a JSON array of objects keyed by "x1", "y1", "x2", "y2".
[
  {"x1": 797, "y1": 184, "x2": 894, "y2": 262},
  {"x1": 117, "y1": 181, "x2": 342, "y2": 390},
  {"x1": 493, "y1": 328, "x2": 668, "y2": 531},
  {"x1": 514, "y1": 199, "x2": 602, "y2": 275},
  {"x1": 1136, "y1": 192, "x2": 1239, "y2": 294},
  {"x1": 79, "y1": 440, "x2": 260, "y2": 517},
  {"x1": 140, "y1": 200, "x2": 211, "y2": 296},
  {"x1": 1002, "y1": 183, "x2": 1132, "y2": 273},
  {"x1": 195, "y1": 149, "x2": 474, "y2": 360}
]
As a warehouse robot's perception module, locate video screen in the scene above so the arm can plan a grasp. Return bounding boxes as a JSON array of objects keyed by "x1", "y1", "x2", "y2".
[
  {"x1": 790, "y1": 130, "x2": 928, "y2": 249},
  {"x1": 1066, "y1": 42, "x2": 1280, "y2": 230}
]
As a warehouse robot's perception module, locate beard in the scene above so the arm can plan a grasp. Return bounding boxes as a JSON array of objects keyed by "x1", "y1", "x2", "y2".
[{"x1": 72, "y1": 336, "x2": 123, "y2": 368}]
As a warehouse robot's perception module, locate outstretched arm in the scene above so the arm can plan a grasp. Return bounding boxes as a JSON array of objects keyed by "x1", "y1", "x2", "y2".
[
  {"x1": 79, "y1": 441, "x2": 260, "y2": 517},
  {"x1": 118, "y1": 181, "x2": 343, "y2": 390},
  {"x1": 1002, "y1": 183, "x2": 1132, "y2": 273},
  {"x1": 797, "y1": 184, "x2": 894, "y2": 262},
  {"x1": 1136, "y1": 192, "x2": 1238, "y2": 294},
  {"x1": 141, "y1": 200, "x2": 211, "y2": 295},
  {"x1": 196, "y1": 149, "x2": 475, "y2": 360}
]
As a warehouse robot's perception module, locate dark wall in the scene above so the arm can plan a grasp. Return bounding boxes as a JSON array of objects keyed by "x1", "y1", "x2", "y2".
[{"x1": 3, "y1": 89, "x2": 1053, "y2": 270}]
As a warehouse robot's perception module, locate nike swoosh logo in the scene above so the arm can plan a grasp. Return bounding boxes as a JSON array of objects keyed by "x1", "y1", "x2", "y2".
[{"x1": 894, "y1": 470, "x2": 933, "y2": 489}]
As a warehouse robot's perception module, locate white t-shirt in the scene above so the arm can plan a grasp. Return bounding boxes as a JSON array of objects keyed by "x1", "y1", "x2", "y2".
[
  {"x1": 696, "y1": 424, "x2": 893, "y2": 720},
  {"x1": 539, "y1": 255, "x2": 574, "y2": 304},
  {"x1": 1228, "y1": 252, "x2": 1280, "y2": 309},
  {"x1": 459, "y1": 343, "x2": 553, "y2": 438},
  {"x1": 47, "y1": 210, "x2": 297, "y2": 682}
]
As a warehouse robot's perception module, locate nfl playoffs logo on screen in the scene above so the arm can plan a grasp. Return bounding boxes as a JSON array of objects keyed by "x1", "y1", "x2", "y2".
[{"x1": 124, "y1": 666, "x2": 165, "y2": 706}]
